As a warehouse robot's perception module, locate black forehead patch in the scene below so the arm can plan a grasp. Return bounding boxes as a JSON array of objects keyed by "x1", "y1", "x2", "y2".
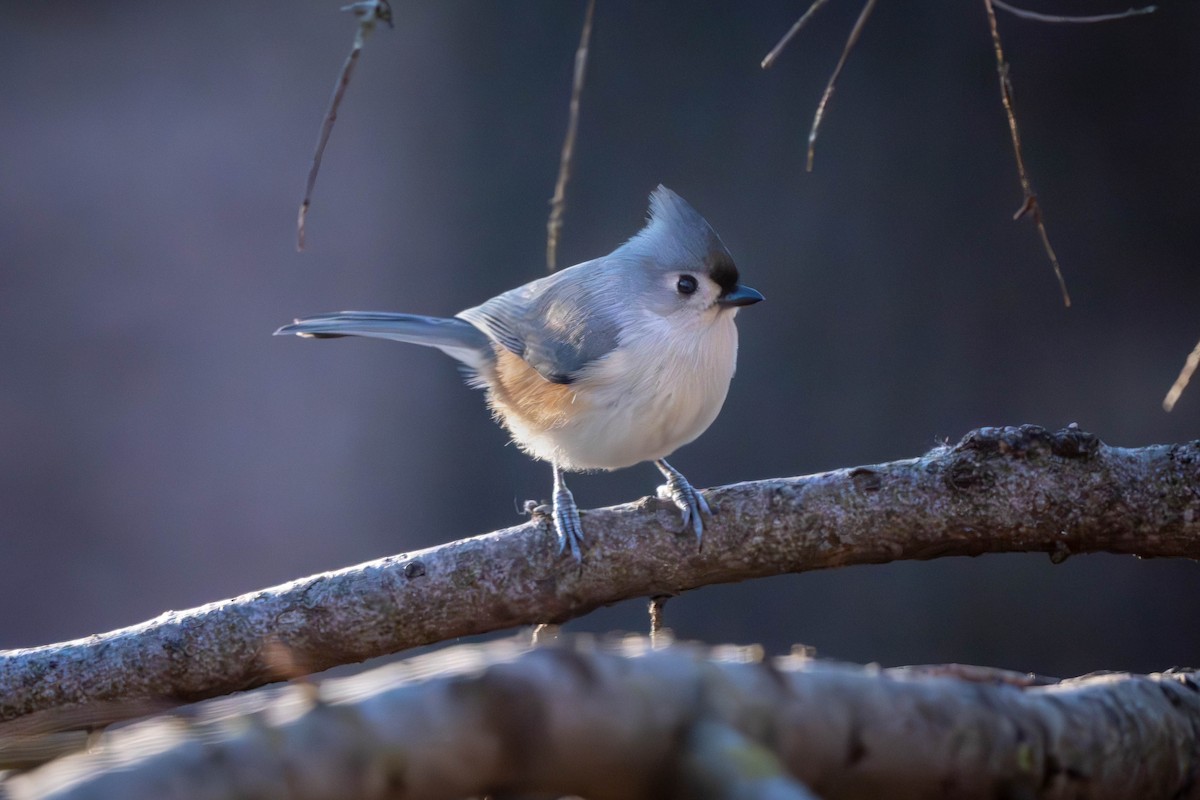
[{"x1": 707, "y1": 251, "x2": 740, "y2": 294}]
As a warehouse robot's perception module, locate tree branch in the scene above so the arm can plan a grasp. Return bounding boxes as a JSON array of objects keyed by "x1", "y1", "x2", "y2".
[
  {"x1": 5, "y1": 639, "x2": 1198, "y2": 799},
  {"x1": 1, "y1": 425, "x2": 1197, "y2": 731}
]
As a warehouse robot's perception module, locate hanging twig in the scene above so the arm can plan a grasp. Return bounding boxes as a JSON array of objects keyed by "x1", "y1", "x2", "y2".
[
  {"x1": 296, "y1": 0, "x2": 393, "y2": 252},
  {"x1": 806, "y1": 0, "x2": 878, "y2": 172},
  {"x1": 992, "y1": 0, "x2": 1156, "y2": 24},
  {"x1": 546, "y1": 0, "x2": 596, "y2": 272},
  {"x1": 760, "y1": 0, "x2": 833, "y2": 69},
  {"x1": 983, "y1": 0, "x2": 1072, "y2": 307},
  {"x1": 1163, "y1": 336, "x2": 1200, "y2": 412}
]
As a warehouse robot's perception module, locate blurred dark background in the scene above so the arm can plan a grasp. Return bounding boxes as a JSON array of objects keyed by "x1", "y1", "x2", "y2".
[{"x1": 1, "y1": 0, "x2": 1197, "y2": 677}]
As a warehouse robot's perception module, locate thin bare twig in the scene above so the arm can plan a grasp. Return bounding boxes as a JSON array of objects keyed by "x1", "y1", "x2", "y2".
[
  {"x1": 992, "y1": 0, "x2": 1156, "y2": 24},
  {"x1": 1164, "y1": 336, "x2": 1200, "y2": 412},
  {"x1": 806, "y1": 0, "x2": 878, "y2": 172},
  {"x1": 649, "y1": 595, "x2": 670, "y2": 644},
  {"x1": 531, "y1": 623, "x2": 561, "y2": 645},
  {"x1": 983, "y1": 0, "x2": 1072, "y2": 307},
  {"x1": 760, "y1": 0, "x2": 833, "y2": 69},
  {"x1": 296, "y1": 0, "x2": 393, "y2": 252},
  {"x1": 546, "y1": 0, "x2": 596, "y2": 272}
]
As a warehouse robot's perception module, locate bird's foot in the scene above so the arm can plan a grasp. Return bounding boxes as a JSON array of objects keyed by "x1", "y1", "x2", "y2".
[
  {"x1": 553, "y1": 480, "x2": 584, "y2": 561},
  {"x1": 654, "y1": 459, "x2": 711, "y2": 544}
]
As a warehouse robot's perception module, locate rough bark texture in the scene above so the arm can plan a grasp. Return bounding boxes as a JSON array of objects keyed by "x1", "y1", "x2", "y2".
[
  {"x1": 4, "y1": 639, "x2": 1199, "y2": 799},
  {"x1": 1, "y1": 425, "x2": 1197, "y2": 729}
]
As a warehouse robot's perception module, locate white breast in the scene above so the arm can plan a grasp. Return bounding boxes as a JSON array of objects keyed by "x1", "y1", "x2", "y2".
[{"x1": 510, "y1": 310, "x2": 740, "y2": 471}]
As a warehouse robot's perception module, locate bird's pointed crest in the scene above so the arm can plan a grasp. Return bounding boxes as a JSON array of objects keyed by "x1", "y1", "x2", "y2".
[{"x1": 635, "y1": 185, "x2": 739, "y2": 292}]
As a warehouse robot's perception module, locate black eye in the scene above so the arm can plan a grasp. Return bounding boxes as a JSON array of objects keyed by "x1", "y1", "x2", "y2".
[{"x1": 676, "y1": 274, "x2": 698, "y2": 295}]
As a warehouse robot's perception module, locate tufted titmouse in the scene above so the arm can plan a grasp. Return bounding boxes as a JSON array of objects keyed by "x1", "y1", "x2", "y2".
[{"x1": 275, "y1": 186, "x2": 762, "y2": 559}]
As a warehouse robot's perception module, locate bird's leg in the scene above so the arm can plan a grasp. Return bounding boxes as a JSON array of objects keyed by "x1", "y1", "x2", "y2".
[
  {"x1": 654, "y1": 459, "x2": 711, "y2": 543},
  {"x1": 552, "y1": 464, "x2": 584, "y2": 561}
]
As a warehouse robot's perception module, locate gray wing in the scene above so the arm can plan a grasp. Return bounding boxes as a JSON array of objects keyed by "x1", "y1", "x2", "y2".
[{"x1": 456, "y1": 260, "x2": 621, "y2": 385}]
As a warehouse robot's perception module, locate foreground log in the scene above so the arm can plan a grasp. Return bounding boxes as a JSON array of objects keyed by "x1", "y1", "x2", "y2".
[
  {"x1": 4, "y1": 638, "x2": 1198, "y2": 799},
  {"x1": 1, "y1": 425, "x2": 1197, "y2": 730}
]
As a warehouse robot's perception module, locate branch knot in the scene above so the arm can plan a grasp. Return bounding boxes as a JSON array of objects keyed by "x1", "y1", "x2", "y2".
[{"x1": 954, "y1": 424, "x2": 1100, "y2": 460}]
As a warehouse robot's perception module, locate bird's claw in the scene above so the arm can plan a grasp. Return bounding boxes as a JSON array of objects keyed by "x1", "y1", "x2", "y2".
[
  {"x1": 553, "y1": 484, "x2": 584, "y2": 562},
  {"x1": 656, "y1": 471, "x2": 711, "y2": 543}
]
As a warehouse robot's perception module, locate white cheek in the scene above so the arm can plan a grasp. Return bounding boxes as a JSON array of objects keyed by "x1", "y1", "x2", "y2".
[{"x1": 661, "y1": 275, "x2": 720, "y2": 309}]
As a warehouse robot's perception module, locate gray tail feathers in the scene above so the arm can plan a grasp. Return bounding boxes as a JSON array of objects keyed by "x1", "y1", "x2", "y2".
[{"x1": 275, "y1": 312, "x2": 493, "y2": 370}]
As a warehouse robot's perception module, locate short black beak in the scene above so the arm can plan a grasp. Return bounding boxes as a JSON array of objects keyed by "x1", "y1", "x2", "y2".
[{"x1": 717, "y1": 284, "x2": 764, "y2": 308}]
